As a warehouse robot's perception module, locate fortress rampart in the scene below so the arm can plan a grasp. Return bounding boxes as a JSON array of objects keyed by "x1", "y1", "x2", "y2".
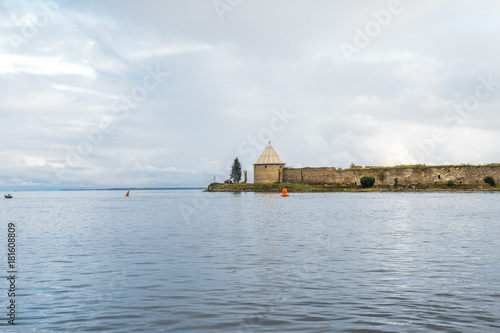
[{"x1": 283, "y1": 165, "x2": 500, "y2": 185}]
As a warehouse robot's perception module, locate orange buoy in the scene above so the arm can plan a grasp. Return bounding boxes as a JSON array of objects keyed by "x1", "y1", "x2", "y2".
[{"x1": 281, "y1": 188, "x2": 289, "y2": 197}]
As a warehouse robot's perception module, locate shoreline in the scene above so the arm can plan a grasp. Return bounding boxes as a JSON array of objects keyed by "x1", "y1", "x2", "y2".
[{"x1": 206, "y1": 182, "x2": 500, "y2": 193}]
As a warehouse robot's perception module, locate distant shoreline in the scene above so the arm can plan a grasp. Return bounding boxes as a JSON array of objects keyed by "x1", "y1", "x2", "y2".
[
  {"x1": 206, "y1": 183, "x2": 500, "y2": 193},
  {"x1": 60, "y1": 187, "x2": 206, "y2": 191}
]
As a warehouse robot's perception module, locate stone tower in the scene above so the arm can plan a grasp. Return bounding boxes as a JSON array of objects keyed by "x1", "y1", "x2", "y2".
[{"x1": 254, "y1": 143, "x2": 286, "y2": 183}]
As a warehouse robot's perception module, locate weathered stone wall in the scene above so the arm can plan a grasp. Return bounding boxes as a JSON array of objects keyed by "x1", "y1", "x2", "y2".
[
  {"x1": 254, "y1": 164, "x2": 285, "y2": 183},
  {"x1": 283, "y1": 165, "x2": 500, "y2": 185}
]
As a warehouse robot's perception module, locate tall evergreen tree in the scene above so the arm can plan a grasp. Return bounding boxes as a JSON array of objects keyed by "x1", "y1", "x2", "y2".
[{"x1": 230, "y1": 157, "x2": 242, "y2": 183}]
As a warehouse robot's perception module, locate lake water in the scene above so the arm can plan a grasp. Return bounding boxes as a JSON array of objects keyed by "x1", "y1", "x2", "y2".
[{"x1": 1, "y1": 190, "x2": 499, "y2": 332}]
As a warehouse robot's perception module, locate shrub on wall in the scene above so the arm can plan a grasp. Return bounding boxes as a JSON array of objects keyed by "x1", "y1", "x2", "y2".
[
  {"x1": 484, "y1": 176, "x2": 496, "y2": 187},
  {"x1": 360, "y1": 176, "x2": 375, "y2": 188},
  {"x1": 377, "y1": 170, "x2": 387, "y2": 183}
]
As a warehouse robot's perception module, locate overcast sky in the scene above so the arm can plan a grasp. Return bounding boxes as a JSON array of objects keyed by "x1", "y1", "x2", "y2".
[{"x1": 1, "y1": 0, "x2": 500, "y2": 189}]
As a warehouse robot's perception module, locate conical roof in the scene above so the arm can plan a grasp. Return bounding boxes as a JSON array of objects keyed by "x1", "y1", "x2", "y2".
[{"x1": 254, "y1": 144, "x2": 285, "y2": 165}]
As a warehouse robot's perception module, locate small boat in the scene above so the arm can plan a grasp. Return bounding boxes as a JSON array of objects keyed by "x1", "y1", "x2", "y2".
[
  {"x1": 125, "y1": 190, "x2": 130, "y2": 197},
  {"x1": 5, "y1": 194, "x2": 13, "y2": 199}
]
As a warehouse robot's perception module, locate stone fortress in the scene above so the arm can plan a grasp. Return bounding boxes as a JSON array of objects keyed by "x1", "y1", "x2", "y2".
[
  {"x1": 253, "y1": 144, "x2": 286, "y2": 184},
  {"x1": 254, "y1": 144, "x2": 500, "y2": 185}
]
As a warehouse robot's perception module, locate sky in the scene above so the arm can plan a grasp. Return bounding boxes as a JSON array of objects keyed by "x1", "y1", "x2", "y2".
[{"x1": 1, "y1": 0, "x2": 500, "y2": 189}]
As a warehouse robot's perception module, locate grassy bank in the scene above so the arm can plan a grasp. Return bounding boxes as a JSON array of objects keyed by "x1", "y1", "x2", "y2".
[{"x1": 206, "y1": 182, "x2": 500, "y2": 193}]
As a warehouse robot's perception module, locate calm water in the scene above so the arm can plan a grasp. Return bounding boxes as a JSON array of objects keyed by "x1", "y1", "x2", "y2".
[{"x1": 1, "y1": 190, "x2": 499, "y2": 332}]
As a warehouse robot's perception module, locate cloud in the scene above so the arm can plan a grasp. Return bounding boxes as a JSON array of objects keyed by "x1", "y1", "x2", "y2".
[
  {"x1": 1, "y1": 0, "x2": 500, "y2": 189},
  {"x1": 0, "y1": 53, "x2": 96, "y2": 77},
  {"x1": 121, "y1": 41, "x2": 213, "y2": 60}
]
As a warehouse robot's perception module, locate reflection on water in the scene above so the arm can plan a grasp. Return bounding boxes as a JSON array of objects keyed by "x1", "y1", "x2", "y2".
[{"x1": 0, "y1": 190, "x2": 499, "y2": 332}]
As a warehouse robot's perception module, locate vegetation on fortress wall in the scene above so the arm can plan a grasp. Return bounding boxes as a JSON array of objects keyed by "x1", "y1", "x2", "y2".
[
  {"x1": 484, "y1": 176, "x2": 496, "y2": 187},
  {"x1": 360, "y1": 176, "x2": 375, "y2": 188},
  {"x1": 345, "y1": 163, "x2": 500, "y2": 170}
]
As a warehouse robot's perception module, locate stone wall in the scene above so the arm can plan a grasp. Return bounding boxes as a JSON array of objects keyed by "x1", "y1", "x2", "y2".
[
  {"x1": 283, "y1": 165, "x2": 500, "y2": 185},
  {"x1": 254, "y1": 164, "x2": 285, "y2": 183}
]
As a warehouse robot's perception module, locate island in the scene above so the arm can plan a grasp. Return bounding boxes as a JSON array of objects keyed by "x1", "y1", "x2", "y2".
[{"x1": 207, "y1": 144, "x2": 500, "y2": 192}]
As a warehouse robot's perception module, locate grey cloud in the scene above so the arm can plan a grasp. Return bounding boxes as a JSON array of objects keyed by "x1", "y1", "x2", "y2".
[{"x1": 1, "y1": 0, "x2": 500, "y2": 189}]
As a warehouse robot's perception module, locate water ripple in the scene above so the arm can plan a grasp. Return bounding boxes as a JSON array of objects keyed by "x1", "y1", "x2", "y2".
[{"x1": 1, "y1": 191, "x2": 499, "y2": 332}]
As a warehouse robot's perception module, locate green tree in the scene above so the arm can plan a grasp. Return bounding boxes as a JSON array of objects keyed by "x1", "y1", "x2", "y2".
[
  {"x1": 377, "y1": 170, "x2": 387, "y2": 183},
  {"x1": 230, "y1": 157, "x2": 242, "y2": 183},
  {"x1": 484, "y1": 176, "x2": 496, "y2": 187},
  {"x1": 360, "y1": 176, "x2": 375, "y2": 188}
]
